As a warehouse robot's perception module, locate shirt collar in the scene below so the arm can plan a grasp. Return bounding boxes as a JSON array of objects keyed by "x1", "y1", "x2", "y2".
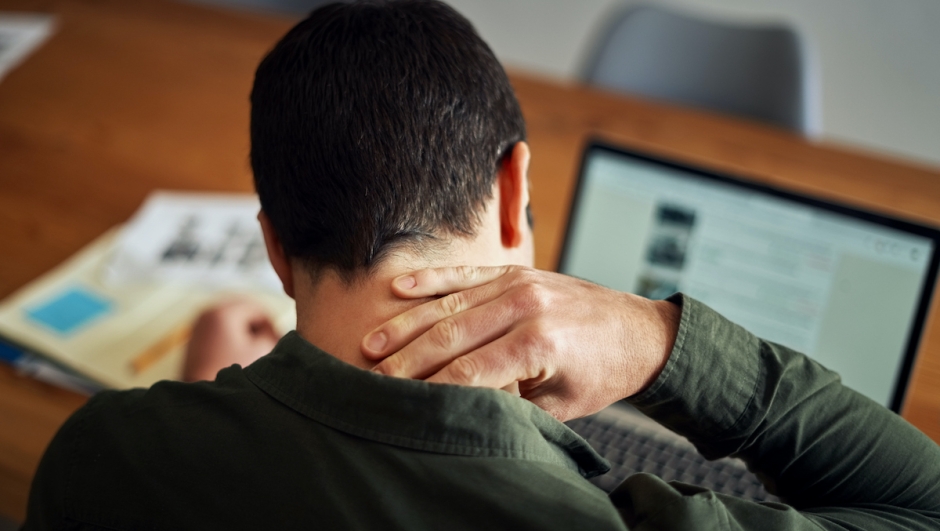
[{"x1": 244, "y1": 331, "x2": 609, "y2": 479}]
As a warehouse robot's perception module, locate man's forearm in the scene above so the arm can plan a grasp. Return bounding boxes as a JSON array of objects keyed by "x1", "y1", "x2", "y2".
[{"x1": 624, "y1": 294, "x2": 940, "y2": 529}]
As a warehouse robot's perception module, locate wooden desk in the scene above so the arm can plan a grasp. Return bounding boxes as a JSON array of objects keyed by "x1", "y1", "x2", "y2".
[{"x1": 1, "y1": 0, "x2": 939, "y2": 522}]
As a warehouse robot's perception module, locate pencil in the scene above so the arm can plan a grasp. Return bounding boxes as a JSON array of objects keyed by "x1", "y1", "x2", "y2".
[{"x1": 130, "y1": 323, "x2": 192, "y2": 375}]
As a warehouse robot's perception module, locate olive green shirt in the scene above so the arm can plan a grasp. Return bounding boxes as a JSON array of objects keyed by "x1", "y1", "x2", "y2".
[{"x1": 23, "y1": 295, "x2": 940, "y2": 530}]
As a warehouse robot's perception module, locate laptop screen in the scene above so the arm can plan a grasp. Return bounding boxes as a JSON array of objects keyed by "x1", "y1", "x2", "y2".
[{"x1": 558, "y1": 142, "x2": 940, "y2": 412}]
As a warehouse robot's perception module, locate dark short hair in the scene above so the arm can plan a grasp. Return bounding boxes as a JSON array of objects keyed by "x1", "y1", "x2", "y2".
[{"x1": 250, "y1": 0, "x2": 526, "y2": 280}]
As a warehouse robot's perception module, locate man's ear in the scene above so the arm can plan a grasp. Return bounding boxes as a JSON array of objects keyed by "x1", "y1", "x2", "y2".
[
  {"x1": 258, "y1": 210, "x2": 295, "y2": 299},
  {"x1": 498, "y1": 141, "x2": 531, "y2": 249}
]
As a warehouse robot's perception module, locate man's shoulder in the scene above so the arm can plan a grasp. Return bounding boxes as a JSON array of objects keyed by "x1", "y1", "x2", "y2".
[
  {"x1": 42, "y1": 363, "x2": 285, "y2": 498},
  {"x1": 27, "y1": 365, "x2": 292, "y2": 528},
  {"x1": 83, "y1": 365, "x2": 272, "y2": 448},
  {"x1": 24, "y1": 365, "x2": 267, "y2": 528},
  {"x1": 84, "y1": 365, "x2": 260, "y2": 423}
]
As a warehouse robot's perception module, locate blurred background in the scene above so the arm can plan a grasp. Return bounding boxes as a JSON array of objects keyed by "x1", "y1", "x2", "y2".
[
  {"x1": 1, "y1": 1, "x2": 938, "y2": 528},
  {"x1": 189, "y1": 0, "x2": 940, "y2": 170}
]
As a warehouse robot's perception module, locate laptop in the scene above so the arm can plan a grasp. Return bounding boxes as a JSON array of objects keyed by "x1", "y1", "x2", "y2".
[{"x1": 559, "y1": 140, "x2": 940, "y2": 499}]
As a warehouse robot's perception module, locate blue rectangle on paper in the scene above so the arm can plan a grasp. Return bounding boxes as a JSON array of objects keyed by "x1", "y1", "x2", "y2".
[{"x1": 26, "y1": 287, "x2": 113, "y2": 335}]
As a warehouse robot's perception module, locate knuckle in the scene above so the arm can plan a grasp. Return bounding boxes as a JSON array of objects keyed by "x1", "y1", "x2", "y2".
[
  {"x1": 376, "y1": 356, "x2": 401, "y2": 377},
  {"x1": 514, "y1": 267, "x2": 538, "y2": 284},
  {"x1": 438, "y1": 292, "x2": 464, "y2": 317},
  {"x1": 516, "y1": 326, "x2": 548, "y2": 354},
  {"x1": 429, "y1": 317, "x2": 462, "y2": 351},
  {"x1": 447, "y1": 355, "x2": 482, "y2": 386},
  {"x1": 514, "y1": 324, "x2": 559, "y2": 365},
  {"x1": 384, "y1": 313, "x2": 412, "y2": 340},
  {"x1": 494, "y1": 264, "x2": 515, "y2": 278},
  {"x1": 517, "y1": 282, "x2": 551, "y2": 312},
  {"x1": 455, "y1": 265, "x2": 477, "y2": 282},
  {"x1": 515, "y1": 327, "x2": 539, "y2": 349}
]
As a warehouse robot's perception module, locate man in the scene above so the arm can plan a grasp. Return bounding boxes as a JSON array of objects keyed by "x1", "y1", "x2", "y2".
[{"x1": 24, "y1": 1, "x2": 940, "y2": 530}]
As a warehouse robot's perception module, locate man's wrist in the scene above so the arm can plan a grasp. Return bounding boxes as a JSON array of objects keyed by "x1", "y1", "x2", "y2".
[
  {"x1": 622, "y1": 295, "x2": 682, "y2": 399},
  {"x1": 627, "y1": 295, "x2": 768, "y2": 451},
  {"x1": 654, "y1": 298, "x2": 681, "y2": 360}
]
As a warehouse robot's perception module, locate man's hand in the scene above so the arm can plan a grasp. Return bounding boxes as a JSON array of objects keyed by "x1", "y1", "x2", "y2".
[
  {"x1": 360, "y1": 266, "x2": 681, "y2": 421},
  {"x1": 182, "y1": 299, "x2": 281, "y2": 382}
]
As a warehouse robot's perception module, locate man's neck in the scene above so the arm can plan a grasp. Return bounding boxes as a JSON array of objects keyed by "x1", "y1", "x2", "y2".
[
  {"x1": 293, "y1": 261, "x2": 432, "y2": 369},
  {"x1": 288, "y1": 203, "x2": 532, "y2": 368}
]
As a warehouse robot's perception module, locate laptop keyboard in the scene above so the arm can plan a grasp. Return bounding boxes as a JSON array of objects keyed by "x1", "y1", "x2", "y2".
[{"x1": 566, "y1": 413, "x2": 778, "y2": 502}]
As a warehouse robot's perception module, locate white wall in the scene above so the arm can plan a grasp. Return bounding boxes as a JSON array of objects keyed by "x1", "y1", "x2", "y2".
[{"x1": 448, "y1": 0, "x2": 940, "y2": 169}]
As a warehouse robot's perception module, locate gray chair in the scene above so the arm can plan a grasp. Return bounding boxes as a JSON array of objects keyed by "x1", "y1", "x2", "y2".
[{"x1": 584, "y1": 4, "x2": 821, "y2": 136}]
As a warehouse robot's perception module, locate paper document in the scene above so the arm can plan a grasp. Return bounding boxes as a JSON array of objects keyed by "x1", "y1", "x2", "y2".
[
  {"x1": 105, "y1": 191, "x2": 282, "y2": 292},
  {"x1": 0, "y1": 13, "x2": 54, "y2": 82}
]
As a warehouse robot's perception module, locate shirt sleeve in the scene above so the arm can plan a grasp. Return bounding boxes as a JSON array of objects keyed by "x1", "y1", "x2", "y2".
[{"x1": 611, "y1": 294, "x2": 940, "y2": 531}]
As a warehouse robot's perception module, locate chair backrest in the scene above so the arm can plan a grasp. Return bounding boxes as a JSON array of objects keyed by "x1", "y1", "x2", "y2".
[{"x1": 584, "y1": 5, "x2": 820, "y2": 136}]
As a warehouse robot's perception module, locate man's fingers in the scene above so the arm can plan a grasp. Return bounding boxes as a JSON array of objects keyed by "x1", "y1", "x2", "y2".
[
  {"x1": 362, "y1": 273, "x2": 513, "y2": 360},
  {"x1": 423, "y1": 328, "x2": 547, "y2": 390},
  {"x1": 183, "y1": 298, "x2": 280, "y2": 383},
  {"x1": 370, "y1": 298, "x2": 516, "y2": 379},
  {"x1": 390, "y1": 265, "x2": 520, "y2": 299},
  {"x1": 248, "y1": 313, "x2": 278, "y2": 335},
  {"x1": 421, "y1": 331, "x2": 576, "y2": 420}
]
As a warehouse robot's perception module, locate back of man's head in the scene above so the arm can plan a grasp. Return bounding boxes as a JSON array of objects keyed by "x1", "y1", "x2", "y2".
[{"x1": 251, "y1": 0, "x2": 526, "y2": 281}]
